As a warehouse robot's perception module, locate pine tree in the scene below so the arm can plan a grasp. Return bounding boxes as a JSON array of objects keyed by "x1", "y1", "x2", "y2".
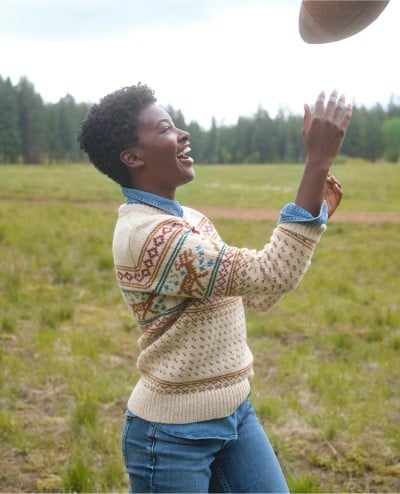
[
  {"x1": 17, "y1": 77, "x2": 46, "y2": 163},
  {"x1": 0, "y1": 77, "x2": 21, "y2": 163}
]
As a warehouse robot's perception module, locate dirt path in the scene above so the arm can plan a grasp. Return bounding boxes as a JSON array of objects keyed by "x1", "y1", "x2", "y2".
[
  {"x1": 4, "y1": 196, "x2": 400, "y2": 223},
  {"x1": 192, "y1": 205, "x2": 400, "y2": 224}
]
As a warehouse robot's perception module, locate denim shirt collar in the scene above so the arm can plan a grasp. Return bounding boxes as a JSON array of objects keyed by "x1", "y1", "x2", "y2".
[{"x1": 122, "y1": 187, "x2": 183, "y2": 217}]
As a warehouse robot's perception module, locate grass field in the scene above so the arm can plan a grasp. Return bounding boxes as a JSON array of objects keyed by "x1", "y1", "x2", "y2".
[{"x1": 0, "y1": 162, "x2": 399, "y2": 493}]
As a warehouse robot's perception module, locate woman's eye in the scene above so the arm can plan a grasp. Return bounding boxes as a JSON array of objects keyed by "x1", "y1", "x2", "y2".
[{"x1": 161, "y1": 126, "x2": 171, "y2": 133}]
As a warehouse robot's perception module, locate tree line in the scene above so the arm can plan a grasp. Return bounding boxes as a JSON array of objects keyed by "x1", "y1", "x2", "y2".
[{"x1": 1, "y1": 75, "x2": 400, "y2": 165}]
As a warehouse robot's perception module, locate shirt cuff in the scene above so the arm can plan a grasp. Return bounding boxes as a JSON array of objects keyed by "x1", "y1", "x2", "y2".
[{"x1": 278, "y1": 200, "x2": 328, "y2": 226}]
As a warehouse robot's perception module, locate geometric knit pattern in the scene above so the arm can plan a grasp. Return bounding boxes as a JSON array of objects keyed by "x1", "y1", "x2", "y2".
[{"x1": 113, "y1": 203, "x2": 326, "y2": 424}]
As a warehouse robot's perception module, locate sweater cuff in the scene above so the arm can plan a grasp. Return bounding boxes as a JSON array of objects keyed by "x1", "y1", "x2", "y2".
[
  {"x1": 278, "y1": 221, "x2": 327, "y2": 243},
  {"x1": 278, "y1": 201, "x2": 328, "y2": 226}
]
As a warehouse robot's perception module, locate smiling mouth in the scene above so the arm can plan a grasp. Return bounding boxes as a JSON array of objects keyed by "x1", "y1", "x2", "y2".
[{"x1": 177, "y1": 145, "x2": 194, "y2": 164}]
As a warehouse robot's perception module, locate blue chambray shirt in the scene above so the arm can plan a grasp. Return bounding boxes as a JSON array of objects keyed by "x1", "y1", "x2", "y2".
[{"x1": 121, "y1": 187, "x2": 328, "y2": 225}]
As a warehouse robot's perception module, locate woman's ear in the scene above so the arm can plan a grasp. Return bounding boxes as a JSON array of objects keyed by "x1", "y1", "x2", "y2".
[{"x1": 120, "y1": 149, "x2": 144, "y2": 168}]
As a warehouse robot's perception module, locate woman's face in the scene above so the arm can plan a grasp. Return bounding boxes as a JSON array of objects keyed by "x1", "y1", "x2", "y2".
[{"x1": 124, "y1": 104, "x2": 195, "y2": 198}]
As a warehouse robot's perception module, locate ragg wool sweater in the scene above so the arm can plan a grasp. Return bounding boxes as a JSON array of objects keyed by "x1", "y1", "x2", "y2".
[{"x1": 113, "y1": 203, "x2": 326, "y2": 424}]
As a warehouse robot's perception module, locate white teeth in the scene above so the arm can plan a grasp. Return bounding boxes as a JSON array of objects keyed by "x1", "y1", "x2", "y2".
[{"x1": 178, "y1": 146, "x2": 191, "y2": 158}]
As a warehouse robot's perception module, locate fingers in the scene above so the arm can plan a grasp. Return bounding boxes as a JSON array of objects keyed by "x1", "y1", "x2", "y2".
[
  {"x1": 333, "y1": 94, "x2": 346, "y2": 120},
  {"x1": 327, "y1": 175, "x2": 342, "y2": 190},
  {"x1": 325, "y1": 90, "x2": 338, "y2": 119},
  {"x1": 302, "y1": 103, "x2": 312, "y2": 135},
  {"x1": 341, "y1": 102, "x2": 353, "y2": 131},
  {"x1": 314, "y1": 91, "x2": 325, "y2": 118},
  {"x1": 325, "y1": 175, "x2": 343, "y2": 218},
  {"x1": 333, "y1": 94, "x2": 353, "y2": 132},
  {"x1": 313, "y1": 89, "x2": 339, "y2": 118},
  {"x1": 311, "y1": 89, "x2": 353, "y2": 132}
]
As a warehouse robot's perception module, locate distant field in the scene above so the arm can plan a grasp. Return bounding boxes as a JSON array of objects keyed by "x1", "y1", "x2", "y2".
[
  {"x1": 0, "y1": 162, "x2": 399, "y2": 493},
  {"x1": 1, "y1": 159, "x2": 400, "y2": 212}
]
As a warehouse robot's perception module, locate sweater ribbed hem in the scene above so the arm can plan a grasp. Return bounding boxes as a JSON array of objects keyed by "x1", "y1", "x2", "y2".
[{"x1": 127, "y1": 378, "x2": 251, "y2": 424}]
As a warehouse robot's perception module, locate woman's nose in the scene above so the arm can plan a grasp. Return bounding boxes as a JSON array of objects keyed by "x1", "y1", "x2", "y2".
[{"x1": 178, "y1": 128, "x2": 190, "y2": 140}]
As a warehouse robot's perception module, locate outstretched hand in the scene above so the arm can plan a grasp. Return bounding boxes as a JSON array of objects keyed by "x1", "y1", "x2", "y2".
[
  {"x1": 324, "y1": 175, "x2": 342, "y2": 218},
  {"x1": 302, "y1": 90, "x2": 352, "y2": 164}
]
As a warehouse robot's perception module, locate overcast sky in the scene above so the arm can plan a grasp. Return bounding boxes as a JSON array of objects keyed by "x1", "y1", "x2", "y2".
[{"x1": 1, "y1": 0, "x2": 399, "y2": 127}]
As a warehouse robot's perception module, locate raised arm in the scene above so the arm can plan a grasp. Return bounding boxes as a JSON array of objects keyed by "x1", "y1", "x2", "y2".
[{"x1": 295, "y1": 90, "x2": 352, "y2": 216}]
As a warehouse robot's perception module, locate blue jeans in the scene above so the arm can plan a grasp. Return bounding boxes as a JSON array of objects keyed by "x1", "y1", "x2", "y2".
[{"x1": 121, "y1": 399, "x2": 289, "y2": 493}]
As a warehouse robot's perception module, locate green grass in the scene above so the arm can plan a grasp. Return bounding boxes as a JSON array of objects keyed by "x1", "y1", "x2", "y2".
[
  {"x1": 0, "y1": 162, "x2": 399, "y2": 492},
  {"x1": 1, "y1": 158, "x2": 400, "y2": 212},
  {"x1": 177, "y1": 158, "x2": 400, "y2": 212}
]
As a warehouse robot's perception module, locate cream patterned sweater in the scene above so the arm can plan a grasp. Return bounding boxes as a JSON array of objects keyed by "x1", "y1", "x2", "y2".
[{"x1": 113, "y1": 203, "x2": 326, "y2": 424}]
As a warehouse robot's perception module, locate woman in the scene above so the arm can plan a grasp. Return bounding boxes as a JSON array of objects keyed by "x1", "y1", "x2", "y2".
[{"x1": 78, "y1": 84, "x2": 351, "y2": 493}]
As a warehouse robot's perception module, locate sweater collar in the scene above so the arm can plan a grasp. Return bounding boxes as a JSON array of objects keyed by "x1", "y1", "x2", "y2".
[{"x1": 122, "y1": 187, "x2": 183, "y2": 217}]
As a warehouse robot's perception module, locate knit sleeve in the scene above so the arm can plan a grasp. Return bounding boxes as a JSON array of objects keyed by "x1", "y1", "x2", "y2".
[{"x1": 114, "y1": 213, "x2": 326, "y2": 304}]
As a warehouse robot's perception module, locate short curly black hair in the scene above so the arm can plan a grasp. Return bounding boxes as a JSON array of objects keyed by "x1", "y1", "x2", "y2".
[{"x1": 77, "y1": 83, "x2": 157, "y2": 187}]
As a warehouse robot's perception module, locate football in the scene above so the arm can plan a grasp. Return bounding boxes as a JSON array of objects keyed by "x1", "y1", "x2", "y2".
[{"x1": 299, "y1": 0, "x2": 390, "y2": 44}]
